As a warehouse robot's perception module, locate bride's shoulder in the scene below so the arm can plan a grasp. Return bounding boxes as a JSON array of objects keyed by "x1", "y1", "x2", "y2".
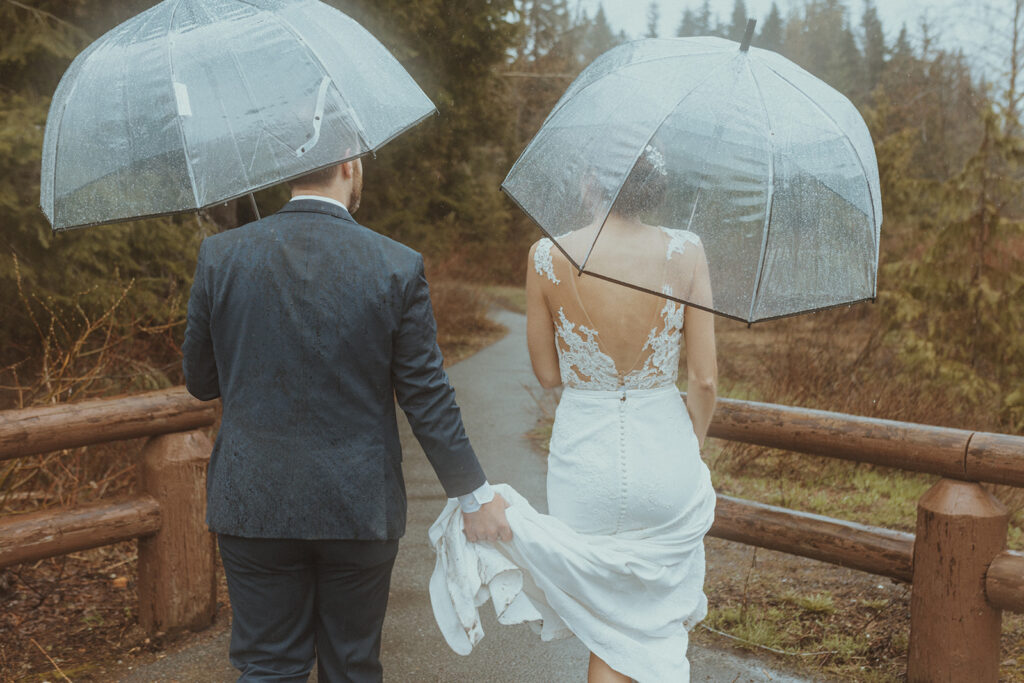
[
  {"x1": 529, "y1": 236, "x2": 561, "y2": 285},
  {"x1": 656, "y1": 227, "x2": 705, "y2": 262}
]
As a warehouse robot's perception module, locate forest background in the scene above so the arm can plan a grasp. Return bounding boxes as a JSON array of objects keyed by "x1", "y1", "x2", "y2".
[
  {"x1": 1, "y1": 0, "x2": 1022, "y2": 429},
  {"x1": 2, "y1": 0, "x2": 1022, "y2": 432},
  {"x1": 2, "y1": 0, "x2": 1024, "y2": 679}
]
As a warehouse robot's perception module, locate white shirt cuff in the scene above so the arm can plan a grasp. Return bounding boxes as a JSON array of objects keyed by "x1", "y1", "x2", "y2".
[{"x1": 457, "y1": 481, "x2": 495, "y2": 514}]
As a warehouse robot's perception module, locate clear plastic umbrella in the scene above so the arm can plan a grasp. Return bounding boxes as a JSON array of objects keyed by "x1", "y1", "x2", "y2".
[
  {"x1": 502, "y1": 29, "x2": 882, "y2": 324},
  {"x1": 40, "y1": 0, "x2": 435, "y2": 232}
]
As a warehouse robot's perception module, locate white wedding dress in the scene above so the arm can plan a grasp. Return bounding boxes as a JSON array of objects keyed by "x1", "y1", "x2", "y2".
[{"x1": 429, "y1": 230, "x2": 716, "y2": 682}]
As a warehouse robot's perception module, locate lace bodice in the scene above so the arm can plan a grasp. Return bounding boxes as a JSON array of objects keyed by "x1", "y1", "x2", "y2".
[{"x1": 534, "y1": 230, "x2": 700, "y2": 391}]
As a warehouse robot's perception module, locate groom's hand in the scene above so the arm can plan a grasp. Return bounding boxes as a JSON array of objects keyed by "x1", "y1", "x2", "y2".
[{"x1": 463, "y1": 494, "x2": 512, "y2": 543}]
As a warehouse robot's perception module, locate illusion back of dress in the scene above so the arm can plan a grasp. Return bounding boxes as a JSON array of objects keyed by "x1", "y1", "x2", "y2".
[{"x1": 533, "y1": 224, "x2": 705, "y2": 391}]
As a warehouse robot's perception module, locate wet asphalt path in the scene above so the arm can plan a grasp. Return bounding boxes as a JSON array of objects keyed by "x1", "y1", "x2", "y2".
[{"x1": 116, "y1": 309, "x2": 816, "y2": 682}]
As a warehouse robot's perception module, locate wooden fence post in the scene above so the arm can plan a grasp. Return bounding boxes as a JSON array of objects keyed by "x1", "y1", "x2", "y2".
[
  {"x1": 136, "y1": 430, "x2": 216, "y2": 635},
  {"x1": 908, "y1": 478, "x2": 1008, "y2": 682}
]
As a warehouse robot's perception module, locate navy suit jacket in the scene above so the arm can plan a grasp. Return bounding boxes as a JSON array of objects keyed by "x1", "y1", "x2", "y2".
[{"x1": 182, "y1": 199, "x2": 485, "y2": 539}]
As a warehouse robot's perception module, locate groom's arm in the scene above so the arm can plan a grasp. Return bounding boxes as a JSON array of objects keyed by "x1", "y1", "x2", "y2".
[
  {"x1": 182, "y1": 240, "x2": 221, "y2": 401},
  {"x1": 391, "y1": 255, "x2": 486, "y2": 498}
]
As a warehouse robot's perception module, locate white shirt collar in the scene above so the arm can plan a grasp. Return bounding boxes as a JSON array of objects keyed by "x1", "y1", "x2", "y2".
[{"x1": 289, "y1": 195, "x2": 348, "y2": 212}]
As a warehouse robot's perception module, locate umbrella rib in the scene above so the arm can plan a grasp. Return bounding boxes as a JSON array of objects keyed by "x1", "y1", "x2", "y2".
[
  {"x1": 43, "y1": 30, "x2": 109, "y2": 224},
  {"x1": 47, "y1": 92, "x2": 73, "y2": 226},
  {"x1": 52, "y1": 8, "x2": 162, "y2": 229},
  {"x1": 243, "y1": 1, "x2": 373, "y2": 155},
  {"x1": 165, "y1": 0, "x2": 200, "y2": 208},
  {"x1": 746, "y1": 60, "x2": 777, "y2": 322},
  {"x1": 196, "y1": 2, "x2": 281, "y2": 188},
  {"x1": 578, "y1": 54, "x2": 736, "y2": 273},
  {"x1": 760, "y1": 62, "x2": 881, "y2": 291}
]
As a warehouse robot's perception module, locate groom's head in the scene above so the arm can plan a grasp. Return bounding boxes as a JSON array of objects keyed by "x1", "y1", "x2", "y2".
[{"x1": 289, "y1": 156, "x2": 363, "y2": 213}]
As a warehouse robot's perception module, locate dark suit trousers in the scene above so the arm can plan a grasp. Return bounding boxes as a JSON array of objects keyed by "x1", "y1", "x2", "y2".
[{"x1": 217, "y1": 535, "x2": 399, "y2": 683}]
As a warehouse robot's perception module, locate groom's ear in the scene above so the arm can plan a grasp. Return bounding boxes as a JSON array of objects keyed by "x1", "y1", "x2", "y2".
[{"x1": 339, "y1": 147, "x2": 357, "y2": 179}]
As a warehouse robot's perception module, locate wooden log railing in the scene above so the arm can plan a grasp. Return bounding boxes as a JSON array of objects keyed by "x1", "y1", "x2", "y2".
[
  {"x1": 1, "y1": 388, "x2": 1023, "y2": 678},
  {"x1": 0, "y1": 387, "x2": 217, "y2": 635},
  {"x1": 690, "y1": 394, "x2": 1024, "y2": 683}
]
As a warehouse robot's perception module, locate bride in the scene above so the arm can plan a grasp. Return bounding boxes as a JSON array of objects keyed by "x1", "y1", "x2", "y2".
[{"x1": 429, "y1": 147, "x2": 718, "y2": 682}]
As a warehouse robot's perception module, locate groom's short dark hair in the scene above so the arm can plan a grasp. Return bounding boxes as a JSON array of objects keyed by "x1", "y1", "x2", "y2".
[{"x1": 288, "y1": 163, "x2": 338, "y2": 189}]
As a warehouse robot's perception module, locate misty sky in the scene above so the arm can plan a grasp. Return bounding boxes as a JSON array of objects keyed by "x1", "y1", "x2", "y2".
[{"x1": 575, "y1": 0, "x2": 1011, "y2": 80}]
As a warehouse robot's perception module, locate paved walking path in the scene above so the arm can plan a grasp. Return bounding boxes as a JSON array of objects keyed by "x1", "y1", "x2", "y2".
[{"x1": 117, "y1": 309, "x2": 816, "y2": 682}]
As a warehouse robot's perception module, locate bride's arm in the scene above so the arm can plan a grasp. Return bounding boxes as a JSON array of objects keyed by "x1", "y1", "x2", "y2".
[
  {"x1": 683, "y1": 247, "x2": 717, "y2": 448},
  {"x1": 526, "y1": 242, "x2": 562, "y2": 388}
]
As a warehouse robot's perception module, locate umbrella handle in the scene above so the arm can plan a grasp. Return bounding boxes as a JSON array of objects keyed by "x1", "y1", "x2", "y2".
[{"x1": 248, "y1": 193, "x2": 261, "y2": 221}]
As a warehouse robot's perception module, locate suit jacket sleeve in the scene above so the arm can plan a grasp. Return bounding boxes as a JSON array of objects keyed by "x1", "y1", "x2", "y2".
[
  {"x1": 182, "y1": 240, "x2": 221, "y2": 401},
  {"x1": 392, "y1": 255, "x2": 486, "y2": 498}
]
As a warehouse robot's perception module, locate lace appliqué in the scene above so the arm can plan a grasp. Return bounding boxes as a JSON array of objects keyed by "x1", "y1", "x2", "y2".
[
  {"x1": 534, "y1": 238, "x2": 560, "y2": 284},
  {"x1": 662, "y1": 227, "x2": 701, "y2": 258},
  {"x1": 628, "y1": 297, "x2": 685, "y2": 390},
  {"x1": 554, "y1": 298, "x2": 685, "y2": 391},
  {"x1": 554, "y1": 309, "x2": 620, "y2": 390}
]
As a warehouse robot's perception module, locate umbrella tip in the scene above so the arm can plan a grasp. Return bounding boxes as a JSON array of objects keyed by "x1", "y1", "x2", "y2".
[{"x1": 740, "y1": 19, "x2": 756, "y2": 52}]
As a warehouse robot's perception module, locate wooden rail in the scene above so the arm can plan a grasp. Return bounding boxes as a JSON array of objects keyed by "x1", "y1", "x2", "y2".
[
  {"x1": 692, "y1": 393, "x2": 1024, "y2": 682},
  {"x1": 707, "y1": 396, "x2": 1024, "y2": 487},
  {"x1": 0, "y1": 497, "x2": 161, "y2": 567},
  {"x1": 1, "y1": 387, "x2": 1023, "y2": 678},
  {"x1": 0, "y1": 388, "x2": 217, "y2": 635},
  {"x1": 987, "y1": 550, "x2": 1024, "y2": 612},
  {"x1": 0, "y1": 386, "x2": 217, "y2": 462},
  {"x1": 710, "y1": 495, "x2": 915, "y2": 582}
]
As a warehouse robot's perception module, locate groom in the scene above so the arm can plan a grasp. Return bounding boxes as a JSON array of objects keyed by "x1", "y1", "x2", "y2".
[{"x1": 182, "y1": 156, "x2": 510, "y2": 682}]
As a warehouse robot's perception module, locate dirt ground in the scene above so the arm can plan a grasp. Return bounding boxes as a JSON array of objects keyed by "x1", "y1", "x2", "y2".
[{"x1": 0, "y1": 541, "x2": 230, "y2": 681}]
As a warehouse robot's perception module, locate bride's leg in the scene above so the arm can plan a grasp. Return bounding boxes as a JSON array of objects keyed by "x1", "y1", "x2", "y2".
[{"x1": 588, "y1": 652, "x2": 631, "y2": 683}]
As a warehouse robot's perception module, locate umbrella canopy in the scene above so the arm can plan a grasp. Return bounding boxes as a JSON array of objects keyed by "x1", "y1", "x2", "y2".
[
  {"x1": 41, "y1": 0, "x2": 435, "y2": 231},
  {"x1": 502, "y1": 36, "x2": 882, "y2": 324}
]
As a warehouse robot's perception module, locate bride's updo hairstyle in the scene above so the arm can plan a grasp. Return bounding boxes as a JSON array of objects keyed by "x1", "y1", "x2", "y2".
[{"x1": 612, "y1": 144, "x2": 669, "y2": 219}]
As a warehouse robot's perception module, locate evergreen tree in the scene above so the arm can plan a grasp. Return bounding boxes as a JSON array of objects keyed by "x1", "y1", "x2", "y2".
[
  {"x1": 646, "y1": 1, "x2": 660, "y2": 38},
  {"x1": 861, "y1": 0, "x2": 886, "y2": 93},
  {"x1": 756, "y1": 2, "x2": 784, "y2": 51},
  {"x1": 696, "y1": 0, "x2": 714, "y2": 35},
  {"x1": 519, "y1": 0, "x2": 572, "y2": 62},
  {"x1": 728, "y1": 0, "x2": 748, "y2": 42},
  {"x1": 883, "y1": 107, "x2": 1024, "y2": 429},
  {"x1": 781, "y1": 0, "x2": 863, "y2": 97},
  {"x1": 891, "y1": 24, "x2": 913, "y2": 61},
  {"x1": 583, "y1": 5, "x2": 617, "y2": 61},
  {"x1": 677, "y1": 8, "x2": 699, "y2": 37}
]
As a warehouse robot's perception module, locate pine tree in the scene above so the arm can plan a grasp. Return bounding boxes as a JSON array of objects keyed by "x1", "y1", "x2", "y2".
[
  {"x1": 519, "y1": 0, "x2": 572, "y2": 62},
  {"x1": 583, "y1": 5, "x2": 617, "y2": 61},
  {"x1": 781, "y1": 0, "x2": 863, "y2": 97},
  {"x1": 884, "y1": 107, "x2": 1024, "y2": 429},
  {"x1": 892, "y1": 24, "x2": 913, "y2": 61},
  {"x1": 861, "y1": 0, "x2": 886, "y2": 93},
  {"x1": 696, "y1": 0, "x2": 714, "y2": 35},
  {"x1": 677, "y1": 8, "x2": 699, "y2": 37},
  {"x1": 728, "y1": 0, "x2": 748, "y2": 42},
  {"x1": 756, "y1": 2, "x2": 784, "y2": 51},
  {"x1": 646, "y1": 1, "x2": 660, "y2": 38}
]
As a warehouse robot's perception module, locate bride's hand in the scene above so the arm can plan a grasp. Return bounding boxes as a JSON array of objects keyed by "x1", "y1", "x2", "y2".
[{"x1": 463, "y1": 494, "x2": 513, "y2": 543}]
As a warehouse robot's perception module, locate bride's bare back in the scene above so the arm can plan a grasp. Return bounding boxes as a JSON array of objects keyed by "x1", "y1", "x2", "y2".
[{"x1": 527, "y1": 216, "x2": 713, "y2": 392}]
